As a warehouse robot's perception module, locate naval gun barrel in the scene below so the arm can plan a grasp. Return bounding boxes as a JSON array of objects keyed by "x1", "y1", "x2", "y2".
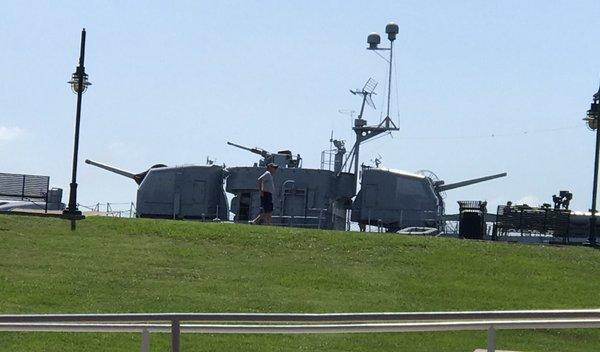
[
  {"x1": 227, "y1": 141, "x2": 270, "y2": 158},
  {"x1": 437, "y1": 172, "x2": 507, "y2": 192},
  {"x1": 85, "y1": 159, "x2": 137, "y2": 180}
]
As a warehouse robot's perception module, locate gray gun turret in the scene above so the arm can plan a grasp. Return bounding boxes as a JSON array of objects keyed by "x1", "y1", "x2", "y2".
[
  {"x1": 86, "y1": 158, "x2": 228, "y2": 220},
  {"x1": 436, "y1": 172, "x2": 507, "y2": 192},
  {"x1": 85, "y1": 159, "x2": 166, "y2": 185},
  {"x1": 227, "y1": 141, "x2": 301, "y2": 168},
  {"x1": 351, "y1": 169, "x2": 507, "y2": 232}
]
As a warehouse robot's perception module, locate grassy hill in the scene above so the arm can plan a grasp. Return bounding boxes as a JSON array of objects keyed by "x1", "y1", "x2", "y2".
[{"x1": 0, "y1": 214, "x2": 598, "y2": 351}]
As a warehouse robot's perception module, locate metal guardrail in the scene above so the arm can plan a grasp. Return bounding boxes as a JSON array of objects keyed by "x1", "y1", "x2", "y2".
[{"x1": 1, "y1": 310, "x2": 599, "y2": 352}]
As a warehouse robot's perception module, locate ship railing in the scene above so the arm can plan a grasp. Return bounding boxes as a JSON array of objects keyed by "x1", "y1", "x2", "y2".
[
  {"x1": 1, "y1": 309, "x2": 600, "y2": 352},
  {"x1": 78, "y1": 202, "x2": 136, "y2": 218},
  {"x1": 273, "y1": 207, "x2": 330, "y2": 229}
]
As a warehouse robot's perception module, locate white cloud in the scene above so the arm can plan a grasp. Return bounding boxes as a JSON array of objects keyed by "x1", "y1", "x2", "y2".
[
  {"x1": 515, "y1": 195, "x2": 542, "y2": 207},
  {"x1": 0, "y1": 126, "x2": 23, "y2": 142}
]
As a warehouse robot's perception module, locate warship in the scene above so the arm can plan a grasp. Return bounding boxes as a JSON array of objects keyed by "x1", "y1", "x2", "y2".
[{"x1": 85, "y1": 22, "x2": 507, "y2": 232}]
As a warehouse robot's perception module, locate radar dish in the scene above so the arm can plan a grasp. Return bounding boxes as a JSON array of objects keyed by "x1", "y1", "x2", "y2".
[
  {"x1": 417, "y1": 170, "x2": 446, "y2": 199},
  {"x1": 416, "y1": 169, "x2": 440, "y2": 181}
]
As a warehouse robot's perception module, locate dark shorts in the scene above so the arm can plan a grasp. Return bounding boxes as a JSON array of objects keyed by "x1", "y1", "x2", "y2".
[{"x1": 260, "y1": 192, "x2": 273, "y2": 213}]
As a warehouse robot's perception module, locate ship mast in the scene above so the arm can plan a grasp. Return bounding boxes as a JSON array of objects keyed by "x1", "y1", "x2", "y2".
[{"x1": 342, "y1": 22, "x2": 400, "y2": 178}]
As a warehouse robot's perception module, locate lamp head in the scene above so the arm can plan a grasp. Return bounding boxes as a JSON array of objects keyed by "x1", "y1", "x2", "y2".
[
  {"x1": 584, "y1": 116, "x2": 597, "y2": 130},
  {"x1": 584, "y1": 86, "x2": 600, "y2": 130},
  {"x1": 585, "y1": 107, "x2": 599, "y2": 130},
  {"x1": 68, "y1": 67, "x2": 92, "y2": 94}
]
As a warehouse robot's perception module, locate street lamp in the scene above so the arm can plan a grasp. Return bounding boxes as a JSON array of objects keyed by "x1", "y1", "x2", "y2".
[
  {"x1": 68, "y1": 69, "x2": 91, "y2": 94},
  {"x1": 62, "y1": 28, "x2": 91, "y2": 229},
  {"x1": 583, "y1": 85, "x2": 600, "y2": 245}
]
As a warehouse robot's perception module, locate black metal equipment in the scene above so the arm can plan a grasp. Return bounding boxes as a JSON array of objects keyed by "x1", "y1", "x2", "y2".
[
  {"x1": 458, "y1": 201, "x2": 487, "y2": 239},
  {"x1": 552, "y1": 190, "x2": 573, "y2": 210},
  {"x1": 495, "y1": 203, "x2": 571, "y2": 238}
]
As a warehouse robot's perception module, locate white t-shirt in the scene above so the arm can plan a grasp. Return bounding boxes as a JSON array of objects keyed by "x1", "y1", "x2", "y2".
[{"x1": 258, "y1": 171, "x2": 275, "y2": 194}]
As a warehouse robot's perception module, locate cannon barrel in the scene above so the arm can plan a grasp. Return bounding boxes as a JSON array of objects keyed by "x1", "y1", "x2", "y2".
[
  {"x1": 437, "y1": 172, "x2": 507, "y2": 192},
  {"x1": 85, "y1": 159, "x2": 137, "y2": 180},
  {"x1": 227, "y1": 141, "x2": 270, "y2": 158}
]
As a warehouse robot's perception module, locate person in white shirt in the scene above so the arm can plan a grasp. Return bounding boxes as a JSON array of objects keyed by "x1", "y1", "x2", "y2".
[{"x1": 250, "y1": 163, "x2": 278, "y2": 225}]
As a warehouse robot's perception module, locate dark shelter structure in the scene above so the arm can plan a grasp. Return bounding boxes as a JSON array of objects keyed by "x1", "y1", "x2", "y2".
[
  {"x1": 0, "y1": 172, "x2": 50, "y2": 212},
  {"x1": 458, "y1": 201, "x2": 487, "y2": 239}
]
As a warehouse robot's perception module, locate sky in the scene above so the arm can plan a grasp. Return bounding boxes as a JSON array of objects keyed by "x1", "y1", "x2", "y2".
[{"x1": 1, "y1": 0, "x2": 599, "y2": 215}]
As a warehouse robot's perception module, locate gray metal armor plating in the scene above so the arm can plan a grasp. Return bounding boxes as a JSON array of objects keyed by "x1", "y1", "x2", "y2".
[
  {"x1": 137, "y1": 165, "x2": 228, "y2": 220},
  {"x1": 352, "y1": 168, "x2": 507, "y2": 231},
  {"x1": 85, "y1": 160, "x2": 228, "y2": 220},
  {"x1": 352, "y1": 168, "x2": 440, "y2": 230},
  {"x1": 225, "y1": 144, "x2": 356, "y2": 230}
]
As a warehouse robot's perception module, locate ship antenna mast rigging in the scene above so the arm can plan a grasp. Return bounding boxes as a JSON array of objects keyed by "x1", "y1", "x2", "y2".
[{"x1": 341, "y1": 22, "x2": 400, "y2": 178}]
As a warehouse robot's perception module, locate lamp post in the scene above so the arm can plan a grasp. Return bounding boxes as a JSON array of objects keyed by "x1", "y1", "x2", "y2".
[
  {"x1": 583, "y1": 85, "x2": 600, "y2": 245},
  {"x1": 62, "y1": 28, "x2": 91, "y2": 229}
]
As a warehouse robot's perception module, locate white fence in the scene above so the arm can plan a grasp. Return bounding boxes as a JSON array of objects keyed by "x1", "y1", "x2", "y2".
[{"x1": 1, "y1": 309, "x2": 599, "y2": 352}]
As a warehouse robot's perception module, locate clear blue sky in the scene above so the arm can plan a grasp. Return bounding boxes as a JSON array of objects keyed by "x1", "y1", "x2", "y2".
[{"x1": 1, "y1": 1, "x2": 599, "y2": 214}]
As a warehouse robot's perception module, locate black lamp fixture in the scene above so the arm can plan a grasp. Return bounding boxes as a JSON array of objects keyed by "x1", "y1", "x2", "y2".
[
  {"x1": 583, "y1": 85, "x2": 600, "y2": 245},
  {"x1": 68, "y1": 68, "x2": 91, "y2": 94},
  {"x1": 62, "y1": 28, "x2": 91, "y2": 229}
]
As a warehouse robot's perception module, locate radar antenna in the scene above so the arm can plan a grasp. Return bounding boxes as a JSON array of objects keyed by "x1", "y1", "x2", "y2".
[
  {"x1": 417, "y1": 170, "x2": 446, "y2": 199},
  {"x1": 339, "y1": 23, "x2": 401, "y2": 179},
  {"x1": 350, "y1": 78, "x2": 378, "y2": 119}
]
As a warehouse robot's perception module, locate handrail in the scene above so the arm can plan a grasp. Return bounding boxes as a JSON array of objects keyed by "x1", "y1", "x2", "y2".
[
  {"x1": 1, "y1": 309, "x2": 599, "y2": 322},
  {"x1": 1, "y1": 310, "x2": 599, "y2": 352},
  {"x1": 2, "y1": 319, "x2": 600, "y2": 333}
]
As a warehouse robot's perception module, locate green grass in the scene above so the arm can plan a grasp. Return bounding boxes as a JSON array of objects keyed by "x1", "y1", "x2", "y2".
[{"x1": 0, "y1": 214, "x2": 598, "y2": 351}]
